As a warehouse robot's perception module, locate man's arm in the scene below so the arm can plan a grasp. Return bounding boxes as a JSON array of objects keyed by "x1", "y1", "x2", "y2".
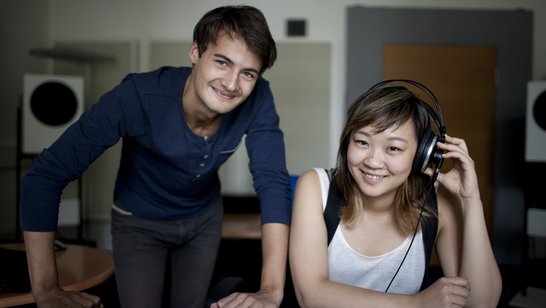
[
  {"x1": 212, "y1": 223, "x2": 289, "y2": 307},
  {"x1": 23, "y1": 231, "x2": 103, "y2": 307},
  {"x1": 213, "y1": 79, "x2": 290, "y2": 306},
  {"x1": 24, "y1": 231, "x2": 60, "y2": 301},
  {"x1": 257, "y1": 223, "x2": 289, "y2": 304}
]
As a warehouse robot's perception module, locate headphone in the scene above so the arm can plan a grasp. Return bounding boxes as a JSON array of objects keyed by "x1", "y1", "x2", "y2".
[{"x1": 368, "y1": 79, "x2": 447, "y2": 180}]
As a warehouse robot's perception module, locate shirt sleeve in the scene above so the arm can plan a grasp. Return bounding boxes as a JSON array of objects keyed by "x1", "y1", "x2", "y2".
[
  {"x1": 20, "y1": 74, "x2": 146, "y2": 231},
  {"x1": 245, "y1": 80, "x2": 291, "y2": 226}
]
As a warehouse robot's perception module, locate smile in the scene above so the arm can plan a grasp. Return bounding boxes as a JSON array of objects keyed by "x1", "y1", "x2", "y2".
[
  {"x1": 212, "y1": 84, "x2": 239, "y2": 100},
  {"x1": 362, "y1": 171, "x2": 386, "y2": 184},
  {"x1": 215, "y1": 88, "x2": 235, "y2": 100}
]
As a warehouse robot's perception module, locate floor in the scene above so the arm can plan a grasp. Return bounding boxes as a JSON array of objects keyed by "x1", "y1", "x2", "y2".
[{"x1": 498, "y1": 260, "x2": 546, "y2": 308}]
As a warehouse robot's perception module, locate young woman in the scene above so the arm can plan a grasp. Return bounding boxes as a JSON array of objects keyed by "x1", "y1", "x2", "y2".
[{"x1": 289, "y1": 81, "x2": 502, "y2": 307}]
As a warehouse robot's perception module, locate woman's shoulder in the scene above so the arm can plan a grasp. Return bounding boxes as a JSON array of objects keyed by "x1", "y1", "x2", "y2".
[
  {"x1": 297, "y1": 168, "x2": 332, "y2": 210},
  {"x1": 299, "y1": 168, "x2": 328, "y2": 184},
  {"x1": 295, "y1": 168, "x2": 330, "y2": 197}
]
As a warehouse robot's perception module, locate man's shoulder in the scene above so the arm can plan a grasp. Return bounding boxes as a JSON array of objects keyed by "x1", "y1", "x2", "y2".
[
  {"x1": 255, "y1": 76, "x2": 271, "y2": 91},
  {"x1": 243, "y1": 76, "x2": 273, "y2": 107},
  {"x1": 124, "y1": 66, "x2": 190, "y2": 92}
]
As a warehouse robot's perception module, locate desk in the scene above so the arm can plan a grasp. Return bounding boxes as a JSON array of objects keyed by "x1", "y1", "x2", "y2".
[
  {"x1": 0, "y1": 243, "x2": 114, "y2": 308},
  {"x1": 222, "y1": 213, "x2": 261, "y2": 239}
]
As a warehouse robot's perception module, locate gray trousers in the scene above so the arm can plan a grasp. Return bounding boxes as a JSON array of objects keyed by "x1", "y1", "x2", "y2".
[{"x1": 111, "y1": 201, "x2": 223, "y2": 308}]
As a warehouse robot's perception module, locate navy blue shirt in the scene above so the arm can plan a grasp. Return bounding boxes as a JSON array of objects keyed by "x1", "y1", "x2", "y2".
[{"x1": 21, "y1": 66, "x2": 291, "y2": 231}]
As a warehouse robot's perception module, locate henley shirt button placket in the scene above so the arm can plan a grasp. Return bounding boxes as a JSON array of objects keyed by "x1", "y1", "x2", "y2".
[{"x1": 195, "y1": 153, "x2": 209, "y2": 179}]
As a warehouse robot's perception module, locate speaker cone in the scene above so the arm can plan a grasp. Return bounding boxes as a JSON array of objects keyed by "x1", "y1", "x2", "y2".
[{"x1": 30, "y1": 81, "x2": 78, "y2": 126}]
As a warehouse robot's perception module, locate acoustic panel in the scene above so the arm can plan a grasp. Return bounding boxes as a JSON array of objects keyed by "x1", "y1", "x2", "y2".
[{"x1": 58, "y1": 197, "x2": 80, "y2": 226}]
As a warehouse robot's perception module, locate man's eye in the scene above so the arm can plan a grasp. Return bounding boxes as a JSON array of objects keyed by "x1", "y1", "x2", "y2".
[{"x1": 242, "y1": 71, "x2": 257, "y2": 80}]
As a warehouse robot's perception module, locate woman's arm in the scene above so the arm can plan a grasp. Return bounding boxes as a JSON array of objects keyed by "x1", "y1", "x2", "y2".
[
  {"x1": 432, "y1": 135, "x2": 502, "y2": 308},
  {"x1": 290, "y1": 169, "x2": 471, "y2": 307}
]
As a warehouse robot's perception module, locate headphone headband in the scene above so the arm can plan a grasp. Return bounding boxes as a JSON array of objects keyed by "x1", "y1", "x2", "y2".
[{"x1": 369, "y1": 79, "x2": 446, "y2": 141}]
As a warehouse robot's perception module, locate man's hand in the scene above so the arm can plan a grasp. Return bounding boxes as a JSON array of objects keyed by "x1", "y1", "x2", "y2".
[
  {"x1": 34, "y1": 287, "x2": 103, "y2": 308},
  {"x1": 23, "y1": 232, "x2": 104, "y2": 308},
  {"x1": 210, "y1": 289, "x2": 278, "y2": 308},
  {"x1": 211, "y1": 223, "x2": 288, "y2": 307}
]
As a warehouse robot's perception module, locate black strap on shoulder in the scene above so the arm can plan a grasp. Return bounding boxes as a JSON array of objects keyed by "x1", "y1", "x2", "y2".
[
  {"x1": 323, "y1": 169, "x2": 342, "y2": 245},
  {"x1": 420, "y1": 188, "x2": 439, "y2": 290},
  {"x1": 422, "y1": 189, "x2": 438, "y2": 265}
]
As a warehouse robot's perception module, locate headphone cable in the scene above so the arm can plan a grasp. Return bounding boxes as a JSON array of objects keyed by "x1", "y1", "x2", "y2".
[{"x1": 384, "y1": 173, "x2": 438, "y2": 293}]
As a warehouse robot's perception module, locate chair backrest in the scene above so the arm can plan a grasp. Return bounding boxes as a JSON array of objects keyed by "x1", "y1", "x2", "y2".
[{"x1": 289, "y1": 175, "x2": 298, "y2": 207}]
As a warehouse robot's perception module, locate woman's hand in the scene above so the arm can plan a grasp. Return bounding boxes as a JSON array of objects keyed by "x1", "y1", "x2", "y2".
[
  {"x1": 425, "y1": 134, "x2": 480, "y2": 200},
  {"x1": 417, "y1": 276, "x2": 470, "y2": 308}
]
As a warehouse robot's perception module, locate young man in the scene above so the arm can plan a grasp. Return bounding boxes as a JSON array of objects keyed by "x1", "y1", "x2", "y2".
[{"x1": 21, "y1": 5, "x2": 290, "y2": 308}]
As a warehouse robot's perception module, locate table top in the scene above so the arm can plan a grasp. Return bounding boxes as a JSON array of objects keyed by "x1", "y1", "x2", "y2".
[
  {"x1": 0, "y1": 215, "x2": 259, "y2": 306},
  {"x1": 0, "y1": 243, "x2": 114, "y2": 308},
  {"x1": 222, "y1": 213, "x2": 261, "y2": 239}
]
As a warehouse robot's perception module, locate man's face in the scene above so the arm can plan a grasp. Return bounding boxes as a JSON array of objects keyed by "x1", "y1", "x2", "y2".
[{"x1": 187, "y1": 31, "x2": 263, "y2": 116}]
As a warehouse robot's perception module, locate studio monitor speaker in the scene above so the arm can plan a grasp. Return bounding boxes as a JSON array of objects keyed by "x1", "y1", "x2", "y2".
[
  {"x1": 23, "y1": 74, "x2": 84, "y2": 154},
  {"x1": 525, "y1": 80, "x2": 546, "y2": 162}
]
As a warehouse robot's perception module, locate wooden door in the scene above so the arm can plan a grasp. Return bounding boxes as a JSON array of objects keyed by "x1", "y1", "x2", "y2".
[{"x1": 383, "y1": 44, "x2": 496, "y2": 241}]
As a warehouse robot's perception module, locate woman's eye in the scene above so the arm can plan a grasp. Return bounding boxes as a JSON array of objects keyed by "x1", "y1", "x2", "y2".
[
  {"x1": 355, "y1": 139, "x2": 368, "y2": 147},
  {"x1": 387, "y1": 146, "x2": 401, "y2": 152}
]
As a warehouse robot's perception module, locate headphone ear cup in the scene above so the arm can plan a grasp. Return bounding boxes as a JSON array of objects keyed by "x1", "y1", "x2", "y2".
[{"x1": 412, "y1": 129, "x2": 438, "y2": 174}]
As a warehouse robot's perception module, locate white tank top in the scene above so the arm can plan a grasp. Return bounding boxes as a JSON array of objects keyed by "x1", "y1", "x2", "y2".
[{"x1": 315, "y1": 168, "x2": 425, "y2": 294}]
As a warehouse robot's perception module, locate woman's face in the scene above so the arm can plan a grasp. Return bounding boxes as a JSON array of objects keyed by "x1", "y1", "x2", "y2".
[{"x1": 347, "y1": 119, "x2": 418, "y2": 202}]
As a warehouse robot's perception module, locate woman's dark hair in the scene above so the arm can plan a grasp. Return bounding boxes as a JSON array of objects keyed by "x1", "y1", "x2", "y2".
[
  {"x1": 193, "y1": 5, "x2": 277, "y2": 74},
  {"x1": 333, "y1": 85, "x2": 436, "y2": 233}
]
